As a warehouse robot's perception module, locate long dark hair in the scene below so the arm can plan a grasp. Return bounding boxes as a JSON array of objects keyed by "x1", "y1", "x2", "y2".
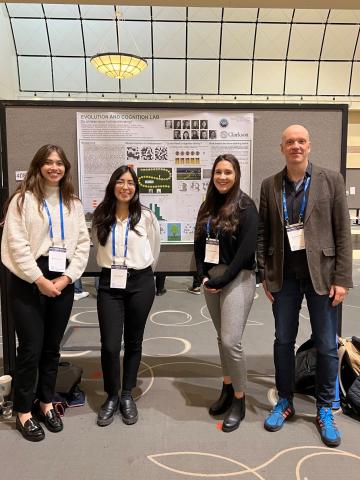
[
  {"x1": 3, "y1": 144, "x2": 75, "y2": 219},
  {"x1": 195, "y1": 154, "x2": 243, "y2": 237},
  {"x1": 92, "y1": 165, "x2": 142, "y2": 246}
]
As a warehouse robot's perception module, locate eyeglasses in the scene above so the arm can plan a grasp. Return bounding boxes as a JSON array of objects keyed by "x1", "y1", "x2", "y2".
[{"x1": 116, "y1": 180, "x2": 135, "y2": 188}]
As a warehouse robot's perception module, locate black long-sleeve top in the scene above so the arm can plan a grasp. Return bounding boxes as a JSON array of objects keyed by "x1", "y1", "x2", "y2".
[{"x1": 194, "y1": 192, "x2": 259, "y2": 290}]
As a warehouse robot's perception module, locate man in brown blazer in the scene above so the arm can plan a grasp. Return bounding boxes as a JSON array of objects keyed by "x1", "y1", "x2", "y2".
[{"x1": 257, "y1": 124, "x2": 352, "y2": 448}]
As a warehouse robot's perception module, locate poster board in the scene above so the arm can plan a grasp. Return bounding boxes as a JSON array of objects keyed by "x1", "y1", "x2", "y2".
[
  {"x1": 1, "y1": 101, "x2": 348, "y2": 273},
  {"x1": 76, "y1": 110, "x2": 253, "y2": 243}
]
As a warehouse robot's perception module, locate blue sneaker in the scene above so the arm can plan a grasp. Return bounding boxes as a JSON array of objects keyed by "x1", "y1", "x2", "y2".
[
  {"x1": 264, "y1": 398, "x2": 295, "y2": 432},
  {"x1": 316, "y1": 407, "x2": 341, "y2": 447}
]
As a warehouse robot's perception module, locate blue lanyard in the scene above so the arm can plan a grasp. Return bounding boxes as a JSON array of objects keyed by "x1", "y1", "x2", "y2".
[
  {"x1": 111, "y1": 217, "x2": 130, "y2": 265},
  {"x1": 206, "y1": 218, "x2": 220, "y2": 239},
  {"x1": 43, "y1": 191, "x2": 65, "y2": 244},
  {"x1": 282, "y1": 176, "x2": 311, "y2": 225}
]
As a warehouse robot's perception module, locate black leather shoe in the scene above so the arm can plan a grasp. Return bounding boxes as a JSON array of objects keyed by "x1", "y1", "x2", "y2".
[
  {"x1": 97, "y1": 396, "x2": 119, "y2": 427},
  {"x1": 209, "y1": 383, "x2": 234, "y2": 416},
  {"x1": 16, "y1": 416, "x2": 45, "y2": 442},
  {"x1": 120, "y1": 396, "x2": 138, "y2": 425},
  {"x1": 222, "y1": 395, "x2": 245, "y2": 432},
  {"x1": 34, "y1": 407, "x2": 63, "y2": 433}
]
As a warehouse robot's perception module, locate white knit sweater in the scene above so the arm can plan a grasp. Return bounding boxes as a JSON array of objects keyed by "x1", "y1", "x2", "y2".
[{"x1": 1, "y1": 186, "x2": 90, "y2": 283}]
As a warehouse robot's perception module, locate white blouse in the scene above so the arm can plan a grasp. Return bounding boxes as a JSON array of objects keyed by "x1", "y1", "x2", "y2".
[{"x1": 95, "y1": 208, "x2": 160, "y2": 270}]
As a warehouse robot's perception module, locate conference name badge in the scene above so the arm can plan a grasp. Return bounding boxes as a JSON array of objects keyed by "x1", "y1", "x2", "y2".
[
  {"x1": 286, "y1": 223, "x2": 305, "y2": 251},
  {"x1": 111, "y1": 264, "x2": 128, "y2": 289},
  {"x1": 48, "y1": 246, "x2": 67, "y2": 272},
  {"x1": 205, "y1": 238, "x2": 220, "y2": 264}
]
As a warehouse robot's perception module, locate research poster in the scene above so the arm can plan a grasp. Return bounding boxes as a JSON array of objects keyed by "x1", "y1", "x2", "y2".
[{"x1": 77, "y1": 110, "x2": 253, "y2": 243}]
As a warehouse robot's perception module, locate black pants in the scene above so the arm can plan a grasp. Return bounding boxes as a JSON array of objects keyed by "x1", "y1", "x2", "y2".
[
  {"x1": 192, "y1": 272, "x2": 202, "y2": 289},
  {"x1": 97, "y1": 266, "x2": 155, "y2": 395},
  {"x1": 9, "y1": 257, "x2": 74, "y2": 413}
]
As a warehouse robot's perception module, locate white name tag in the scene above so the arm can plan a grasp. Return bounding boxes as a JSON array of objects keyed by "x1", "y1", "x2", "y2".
[
  {"x1": 286, "y1": 223, "x2": 305, "y2": 251},
  {"x1": 205, "y1": 238, "x2": 219, "y2": 264},
  {"x1": 111, "y1": 264, "x2": 128, "y2": 289},
  {"x1": 48, "y1": 246, "x2": 67, "y2": 272}
]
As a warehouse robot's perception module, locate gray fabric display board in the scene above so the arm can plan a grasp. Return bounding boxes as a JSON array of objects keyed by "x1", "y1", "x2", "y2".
[
  {"x1": 1, "y1": 102, "x2": 347, "y2": 273},
  {"x1": 0, "y1": 101, "x2": 348, "y2": 373}
]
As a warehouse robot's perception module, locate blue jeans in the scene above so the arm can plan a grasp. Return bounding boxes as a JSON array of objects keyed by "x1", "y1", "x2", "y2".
[
  {"x1": 74, "y1": 278, "x2": 83, "y2": 294},
  {"x1": 272, "y1": 277, "x2": 338, "y2": 407}
]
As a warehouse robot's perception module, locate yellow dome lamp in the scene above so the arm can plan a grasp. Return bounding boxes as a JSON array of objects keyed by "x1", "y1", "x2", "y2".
[
  {"x1": 90, "y1": 52, "x2": 148, "y2": 80},
  {"x1": 90, "y1": 6, "x2": 147, "y2": 80}
]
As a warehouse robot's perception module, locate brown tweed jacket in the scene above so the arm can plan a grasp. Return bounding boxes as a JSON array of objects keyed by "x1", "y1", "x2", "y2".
[{"x1": 257, "y1": 164, "x2": 353, "y2": 295}]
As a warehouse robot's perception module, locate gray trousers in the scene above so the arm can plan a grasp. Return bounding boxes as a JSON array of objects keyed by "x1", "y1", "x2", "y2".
[{"x1": 204, "y1": 269, "x2": 256, "y2": 391}]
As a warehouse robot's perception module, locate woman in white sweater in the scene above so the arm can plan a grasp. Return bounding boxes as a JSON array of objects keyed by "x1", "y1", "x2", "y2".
[
  {"x1": 1, "y1": 144, "x2": 90, "y2": 442},
  {"x1": 92, "y1": 165, "x2": 160, "y2": 427}
]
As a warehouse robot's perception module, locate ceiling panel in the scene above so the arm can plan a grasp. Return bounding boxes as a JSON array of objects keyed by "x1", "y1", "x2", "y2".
[
  {"x1": 292, "y1": 9, "x2": 330, "y2": 23},
  {"x1": 82, "y1": 20, "x2": 118, "y2": 57},
  {"x1": 187, "y1": 22, "x2": 221, "y2": 58},
  {"x1": 53, "y1": 57, "x2": 86, "y2": 91},
  {"x1": 285, "y1": 61, "x2": 318, "y2": 95},
  {"x1": 11, "y1": 18, "x2": 49, "y2": 55},
  {"x1": 222, "y1": 8, "x2": 258, "y2": 22},
  {"x1": 252, "y1": 61, "x2": 286, "y2": 94},
  {"x1": 254, "y1": 24, "x2": 290, "y2": 59},
  {"x1": 121, "y1": 6, "x2": 151, "y2": 21},
  {"x1": 79, "y1": 5, "x2": 115, "y2": 20},
  {"x1": 187, "y1": 60, "x2": 218, "y2": 94},
  {"x1": 87, "y1": 63, "x2": 119, "y2": 93},
  {"x1": 188, "y1": 7, "x2": 222, "y2": 22},
  {"x1": 220, "y1": 60, "x2": 252, "y2": 94},
  {"x1": 43, "y1": 4, "x2": 80, "y2": 19},
  {"x1": 318, "y1": 61, "x2": 351, "y2": 95},
  {"x1": 154, "y1": 59, "x2": 185, "y2": 93},
  {"x1": 120, "y1": 59, "x2": 153, "y2": 93},
  {"x1": 355, "y1": 37, "x2": 360, "y2": 60},
  {"x1": 221, "y1": 24, "x2": 256, "y2": 59},
  {"x1": 118, "y1": 20, "x2": 152, "y2": 57},
  {"x1": 350, "y1": 63, "x2": 360, "y2": 95},
  {"x1": 321, "y1": 25, "x2": 359, "y2": 60},
  {"x1": 152, "y1": 6, "x2": 186, "y2": 21},
  {"x1": 47, "y1": 19, "x2": 84, "y2": 56},
  {"x1": 287, "y1": 24, "x2": 324, "y2": 60},
  {"x1": 6, "y1": 4, "x2": 43, "y2": 17},
  {"x1": 328, "y1": 10, "x2": 360, "y2": 23},
  {"x1": 153, "y1": 22, "x2": 186, "y2": 58},
  {"x1": 257, "y1": 8, "x2": 294, "y2": 22},
  {"x1": 18, "y1": 56, "x2": 52, "y2": 91}
]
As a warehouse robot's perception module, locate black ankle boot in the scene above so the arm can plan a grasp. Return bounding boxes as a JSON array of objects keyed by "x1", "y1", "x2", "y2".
[
  {"x1": 222, "y1": 395, "x2": 245, "y2": 432},
  {"x1": 209, "y1": 383, "x2": 234, "y2": 416}
]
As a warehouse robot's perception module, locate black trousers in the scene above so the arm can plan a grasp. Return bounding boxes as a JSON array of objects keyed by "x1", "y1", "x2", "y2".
[
  {"x1": 97, "y1": 266, "x2": 155, "y2": 395},
  {"x1": 9, "y1": 257, "x2": 74, "y2": 413}
]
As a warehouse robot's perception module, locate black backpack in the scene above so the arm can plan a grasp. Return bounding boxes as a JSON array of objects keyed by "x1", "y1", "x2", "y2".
[
  {"x1": 294, "y1": 338, "x2": 317, "y2": 396},
  {"x1": 295, "y1": 336, "x2": 360, "y2": 420}
]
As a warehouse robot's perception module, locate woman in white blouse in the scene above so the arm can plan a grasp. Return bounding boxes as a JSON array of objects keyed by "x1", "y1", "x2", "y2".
[
  {"x1": 1, "y1": 144, "x2": 90, "y2": 442},
  {"x1": 92, "y1": 165, "x2": 160, "y2": 427}
]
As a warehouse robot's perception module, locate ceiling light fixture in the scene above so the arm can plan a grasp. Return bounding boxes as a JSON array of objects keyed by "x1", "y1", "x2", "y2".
[
  {"x1": 90, "y1": 6, "x2": 147, "y2": 80},
  {"x1": 90, "y1": 53, "x2": 147, "y2": 80}
]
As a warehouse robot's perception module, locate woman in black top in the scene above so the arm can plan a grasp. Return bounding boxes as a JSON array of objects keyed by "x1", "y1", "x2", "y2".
[{"x1": 194, "y1": 154, "x2": 258, "y2": 432}]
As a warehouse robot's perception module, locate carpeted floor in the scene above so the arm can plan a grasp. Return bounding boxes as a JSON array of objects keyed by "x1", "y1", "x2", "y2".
[{"x1": 1, "y1": 269, "x2": 360, "y2": 480}]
